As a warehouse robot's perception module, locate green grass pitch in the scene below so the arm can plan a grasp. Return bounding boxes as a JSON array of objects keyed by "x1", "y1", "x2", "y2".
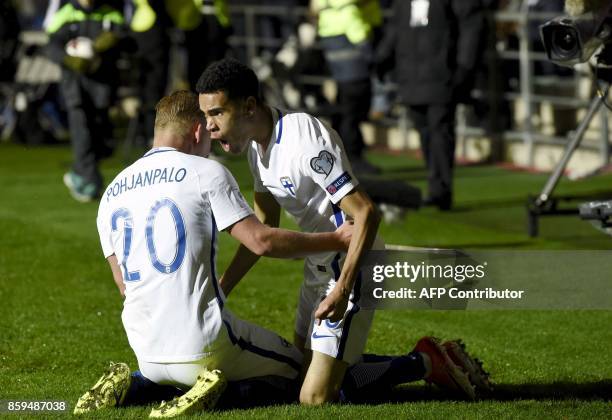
[{"x1": 1, "y1": 143, "x2": 611, "y2": 418}]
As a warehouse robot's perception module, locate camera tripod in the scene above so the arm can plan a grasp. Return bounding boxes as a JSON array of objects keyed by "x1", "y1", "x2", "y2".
[{"x1": 526, "y1": 46, "x2": 612, "y2": 237}]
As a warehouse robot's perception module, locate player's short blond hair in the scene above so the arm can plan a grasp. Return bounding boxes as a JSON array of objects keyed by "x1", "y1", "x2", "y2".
[{"x1": 154, "y1": 90, "x2": 204, "y2": 136}]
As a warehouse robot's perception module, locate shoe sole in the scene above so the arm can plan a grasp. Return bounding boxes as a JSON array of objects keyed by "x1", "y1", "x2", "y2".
[
  {"x1": 74, "y1": 362, "x2": 131, "y2": 414},
  {"x1": 416, "y1": 337, "x2": 476, "y2": 400},
  {"x1": 149, "y1": 369, "x2": 227, "y2": 418},
  {"x1": 444, "y1": 340, "x2": 493, "y2": 394}
]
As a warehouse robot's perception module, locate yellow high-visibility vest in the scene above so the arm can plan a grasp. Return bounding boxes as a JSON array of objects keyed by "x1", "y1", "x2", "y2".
[
  {"x1": 131, "y1": 0, "x2": 156, "y2": 32},
  {"x1": 165, "y1": 0, "x2": 230, "y2": 31},
  {"x1": 314, "y1": 0, "x2": 381, "y2": 44},
  {"x1": 165, "y1": 0, "x2": 202, "y2": 30}
]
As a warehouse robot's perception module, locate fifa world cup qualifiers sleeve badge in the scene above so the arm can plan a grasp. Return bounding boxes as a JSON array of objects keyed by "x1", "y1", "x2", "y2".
[{"x1": 310, "y1": 150, "x2": 335, "y2": 177}]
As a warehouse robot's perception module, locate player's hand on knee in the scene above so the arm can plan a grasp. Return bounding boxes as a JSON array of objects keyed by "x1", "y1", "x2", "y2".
[
  {"x1": 315, "y1": 288, "x2": 349, "y2": 324},
  {"x1": 335, "y1": 220, "x2": 354, "y2": 250}
]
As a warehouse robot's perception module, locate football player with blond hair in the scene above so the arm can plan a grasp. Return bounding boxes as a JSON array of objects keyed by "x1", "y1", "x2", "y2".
[{"x1": 75, "y1": 90, "x2": 354, "y2": 416}]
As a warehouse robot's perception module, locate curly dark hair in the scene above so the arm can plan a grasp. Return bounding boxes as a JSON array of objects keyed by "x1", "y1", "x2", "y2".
[{"x1": 195, "y1": 58, "x2": 261, "y2": 103}]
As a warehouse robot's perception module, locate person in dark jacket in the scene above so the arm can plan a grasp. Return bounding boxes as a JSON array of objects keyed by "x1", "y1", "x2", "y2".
[
  {"x1": 313, "y1": 0, "x2": 383, "y2": 175},
  {"x1": 0, "y1": 0, "x2": 20, "y2": 82},
  {"x1": 46, "y1": 0, "x2": 126, "y2": 202},
  {"x1": 165, "y1": 0, "x2": 232, "y2": 89},
  {"x1": 377, "y1": 0, "x2": 485, "y2": 210},
  {"x1": 125, "y1": 0, "x2": 171, "y2": 147}
]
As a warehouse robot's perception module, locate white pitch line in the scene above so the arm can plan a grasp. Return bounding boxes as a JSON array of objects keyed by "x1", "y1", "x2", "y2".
[{"x1": 385, "y1": 244, "x2": 449, "y2": 252}]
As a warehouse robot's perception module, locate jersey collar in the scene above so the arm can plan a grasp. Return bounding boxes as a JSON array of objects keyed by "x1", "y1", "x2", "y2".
[
  {"x1": 257, "y1": 107, "x2": 283, "y2": 160},
  {"x1": 274, "y1": 107, "x2": 284, "y2": 144},
  {"x1": 143, "y1": 147, "x2": 178, "y2": 158}
]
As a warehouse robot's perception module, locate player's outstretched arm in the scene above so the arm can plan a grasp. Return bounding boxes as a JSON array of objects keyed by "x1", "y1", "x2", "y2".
[
  {"x1": 315, "y1": 188, "x2": 380, "y2": 323},
  {"x1": 228, "y1": 214, "x2": 352, "y2": 258},
  {"x1": 106, "y1": 254, "x2": 126, "y2": 298},
  {"x1": 219, "y1": 191, "x2": 281, "y2": 296},
  {"x1": 222, "y1": 194, "x2": 353, "y2": 296}
]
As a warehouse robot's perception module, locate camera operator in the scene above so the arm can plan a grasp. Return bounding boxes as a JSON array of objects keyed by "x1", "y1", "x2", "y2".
[
  {"x1": 45, "y1": 0, "x2": 128, "y2": 202},
  {"x1": 376, "y1": 0, "x2": 485, "y2": 211}
]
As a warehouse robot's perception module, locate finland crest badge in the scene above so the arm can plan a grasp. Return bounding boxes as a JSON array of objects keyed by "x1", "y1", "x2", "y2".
[{"x1": 280, "y1": 176, "x2": 296, "y2": 196}]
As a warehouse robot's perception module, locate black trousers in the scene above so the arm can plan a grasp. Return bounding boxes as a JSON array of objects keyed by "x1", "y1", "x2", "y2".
[
  {"x1": 185, "y1": 16, "x2": 230, "y2": 89},
  {"x1": 409, "y1": 103, "x2": 457, "y2": 200},
  {"x1": 68, "y1": 98, "x2": 111, "y2": 189},
  {"x1": 334, "y1": 78, "x2": 371, "y2": 159},
  {"x1": 133, "y1": 25, "x2": 169, "y2": 142}
]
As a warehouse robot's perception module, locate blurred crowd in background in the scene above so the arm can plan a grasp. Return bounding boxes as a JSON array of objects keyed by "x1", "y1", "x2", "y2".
[{"x1": 0, "y1": 0, "x2": 579, "y2": 209}]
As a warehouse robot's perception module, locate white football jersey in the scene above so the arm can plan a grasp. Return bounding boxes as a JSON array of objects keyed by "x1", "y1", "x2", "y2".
[
  {"x1": 97, "y1": 147, "x2": 253, "y2": 363},
  {"x1": 247, "y1": 109, "x2": 359, "y2": 267}
]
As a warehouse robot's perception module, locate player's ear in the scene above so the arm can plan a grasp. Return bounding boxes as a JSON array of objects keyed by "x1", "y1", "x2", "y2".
[
  {"x1": 194, "y1": 121, "x2": 203, "y2": 143},
  {"x1": 192, "y1": 121, "x2": 211, "y2": 157},
  {"x1": 245, "y1": 96, "x2": 256, "y2": 116}
]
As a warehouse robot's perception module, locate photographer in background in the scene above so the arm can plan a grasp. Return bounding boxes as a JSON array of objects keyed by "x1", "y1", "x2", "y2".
[
  {"x1": 45, "y1": 0, "x2": 127, "y2": 202},
  {"x1": 376, "y1": 0, "x2": 485, "y2": 210}
]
